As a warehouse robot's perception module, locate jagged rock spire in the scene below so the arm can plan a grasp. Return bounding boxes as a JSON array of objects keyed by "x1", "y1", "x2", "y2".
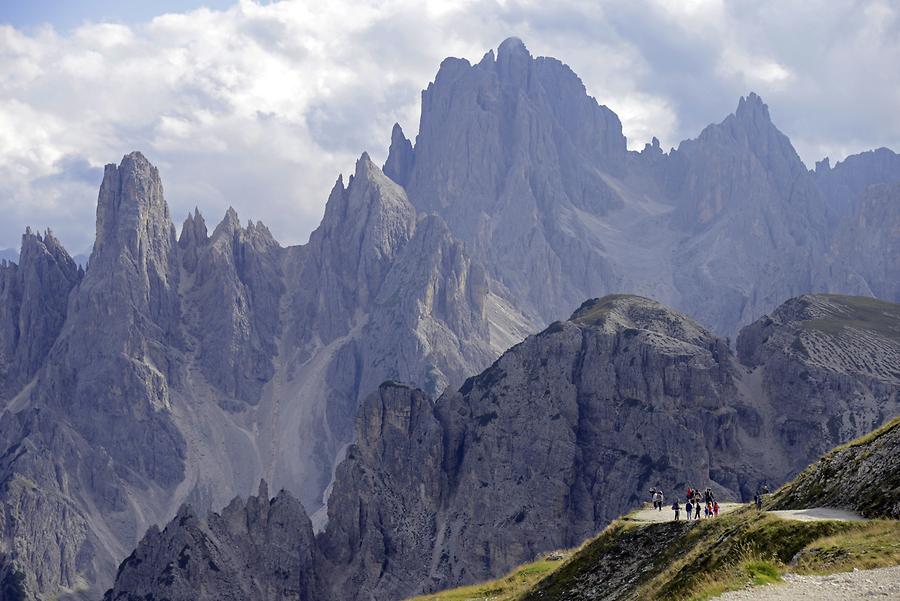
[
  {"x1": 383, "y1": 123, "x2": 414, "y2": 186},
  {"x1": 735, "y1": 91, "x2": 771, "y2": 123}
]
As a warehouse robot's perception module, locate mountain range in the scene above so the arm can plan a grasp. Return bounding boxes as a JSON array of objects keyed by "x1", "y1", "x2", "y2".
[
  {"x1": 0, "y1": 38, "x2": 898, "y2": 600},
  {"x1": 102, "y1": 292, "x2": 900, "y2": 600}
]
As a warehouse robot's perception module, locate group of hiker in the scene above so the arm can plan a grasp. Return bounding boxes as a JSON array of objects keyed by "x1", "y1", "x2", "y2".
[
  {"x1": 650, "y1": 486, "x2": 719, "y2": 521},
  {"x1": 651, "y1": 483, "x2": 772, "y2": 521}
]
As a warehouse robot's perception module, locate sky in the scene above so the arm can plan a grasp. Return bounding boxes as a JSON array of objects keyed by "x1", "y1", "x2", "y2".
[{"x1": 1, "y1": 0, "x2": 899, "y2": 253}]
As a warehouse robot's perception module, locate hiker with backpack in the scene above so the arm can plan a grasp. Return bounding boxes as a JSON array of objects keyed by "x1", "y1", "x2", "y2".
[{"x1": 672, "y1": 499, "x2": 681, "y2": 521}]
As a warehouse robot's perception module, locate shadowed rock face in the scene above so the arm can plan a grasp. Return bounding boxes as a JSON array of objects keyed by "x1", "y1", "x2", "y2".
[
  {"x1": 826, "y1": 183, "x2": 900, "y2": 302},
  {"x1": 103, "y1": 293, "x2": 900, "y2": 601}
]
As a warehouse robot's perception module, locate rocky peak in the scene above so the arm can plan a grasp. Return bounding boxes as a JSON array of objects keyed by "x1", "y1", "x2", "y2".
[
  {"x1": 178, "y1": 208, "x2": 209, "y2": 272},
  {"x1": 93, "y1": 151, "x2": 176, "y2": 268},
  {"x1": 309, "y1": 154, "x2": 417, "y2": 304},
  {"x1": 180, "y1": 202, "x2": 284, "y2": 406},
  {"x1": 737, "y1": 294, "x2": 900, "y2": 382},
  {"x1": 103, "y1": 480, "x2": 317, "y2": 601},
  {"x1": 496, "y1": 36, "x2": 531, "y2": 84},
  {"x1": 0, "y1": 226, "x2": 81, "y2": 397},
  {"x1": 83, "y1": 151, "x2": 182, "y2": 341},
  {"x1": 211, "y1": 206, "x2": 241, "y2": 241},
  {"x1": 735, "y1": 91, "x2": 771, "y2": 124},
  {"x1": 383, "y1": 123, "x2": 415, "y2": 186},
  {"x1": 813, "y1": 147, "x2": 900, "y2": 222},
  {"x1": 179, "y1": 208, "x2": 209, "y2": 247},
  {"x1": 569, "y1": 294, "x2": 720, "y2": 349},
  {"x1": 642, "y1": 136, "x2": 664, "y2": 156}
]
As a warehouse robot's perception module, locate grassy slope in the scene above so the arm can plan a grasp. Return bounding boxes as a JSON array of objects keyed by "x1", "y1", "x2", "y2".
[
  {"x1": 403, "y1": 418, "x2": 900, "y2": 601},
  {"x1": 406, "y1": 555, "x2": 570, "y2": 601},
  {"x1": 798, "y1": 294, "x2": 900, "y2": 342}
]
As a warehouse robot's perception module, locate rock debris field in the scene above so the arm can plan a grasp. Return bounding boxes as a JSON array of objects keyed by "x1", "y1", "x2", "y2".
[{"x1": 711, "y1": 565, "x2": 900, "y2": 600}]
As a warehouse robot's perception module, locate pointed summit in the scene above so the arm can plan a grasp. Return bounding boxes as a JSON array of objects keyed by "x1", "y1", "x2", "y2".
[
  {"x1": 93, "y1": 151, "x2": 175, "y2": 270},
  {"x1": 496, "y1": 36, "x2": 531, "y2": 84},
  {"x1": 383, "y1": 123, "x2": 415, "y2": 187},
  {"x1": 735, "y1": 92, "x2": 771, "y2": 123},
  {"x1": 179, "y1": 208, "x2": 209, "y2": 271},
  {"x1": 497, "y1": 36, "x2": 529, "y2": 59}
]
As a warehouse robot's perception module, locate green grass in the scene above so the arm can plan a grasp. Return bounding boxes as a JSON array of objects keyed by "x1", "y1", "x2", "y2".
[
  {"x1": 685, "y1": 558, "x2": 782, "y2": 601},
  {"x1": 792, "y1": 520, "x2": 900, "y2": 574},
  {"x1": 406, "y1": 553, "x2": 570, "y2": 601}
]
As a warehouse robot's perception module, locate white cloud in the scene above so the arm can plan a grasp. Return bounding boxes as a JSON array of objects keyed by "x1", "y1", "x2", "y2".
[{"x1": 0, "y1": 0, "x2": 898, "y2": 252}]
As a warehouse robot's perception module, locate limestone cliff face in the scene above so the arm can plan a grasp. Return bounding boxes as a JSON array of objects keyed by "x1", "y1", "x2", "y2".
[
  {"x1": 397, "y1": 37, "x2": 627, "y2": 321},
  {"x1": 104, "y1": 294, "x2": 900, "y2": 601},
  {"x1": 0, "y1": 153, "x2": 189, "y2": 599},
  {"x1": 0, "y1": 152, "x2": 526, "y2": 600},
  {"x1": 826, "y1": 183, "x2": 900, "y2": 301},
  {"x1": 737, "y1": 294, "x2": 900, "y2": 472},
  {"x1": 812, "y1": 147, "x2": 900, "y2": 225},
  {"x1": 179, "y1": 207, "x2": 284, "y2": 406},
  {"x1": 103, "y1": 482, "x2": 318, "y2": 601},
  {"x1": 0, "y1": 229, "x2": 82, "y2": 398},
  {"x1": 264, "y1": 154, "x2": 529, "y2": 510},
  {"x1": 662, "y1": 94, "x2": 828, "y2": 334},
  {"x1": 389, "y1": 40, "x2": 899, "y2": 337}
]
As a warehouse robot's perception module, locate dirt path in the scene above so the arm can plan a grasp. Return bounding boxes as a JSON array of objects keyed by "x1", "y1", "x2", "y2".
[
  {"x1": 627, "y1": 504, "x2": 864, "y2": 524},
  {"x1": 711, "y1": 565, "x2": 900, "y2": 600},
  {"x1": 627, "y1": 502, "x2": 742, "y2": 523},
  {"x1": 767, "y1": 507, "x2": 864, "y2": 522}
]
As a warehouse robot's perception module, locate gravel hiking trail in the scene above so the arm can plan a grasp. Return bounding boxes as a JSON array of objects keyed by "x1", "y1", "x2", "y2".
[
  {"x1": 627, "y1": 504, "x2": 864, "y2": 524},
  {"x1": 710, "y1": 565, "x2": 900, "y2": 600},
  {"x1": 627, "y1": 502, "x2": 742, "y2": 523},
  {"x1": 767, "y1": 507, "x2": 865, "y2": 522}
]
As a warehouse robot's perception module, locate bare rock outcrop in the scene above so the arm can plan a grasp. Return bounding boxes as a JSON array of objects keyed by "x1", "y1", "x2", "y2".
[
  {"x1": 736, "y1": 294, "x2": 900, "y2": 472},
  {"x1": 103, "y1": 481, "x2": 318, "y2": 601},
  {"x1": 770, "y1": 416, "x2": 900, "y2": 519},
  {"x1": 0, "y1": 229, "x2": 82, "y2": 398}
]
